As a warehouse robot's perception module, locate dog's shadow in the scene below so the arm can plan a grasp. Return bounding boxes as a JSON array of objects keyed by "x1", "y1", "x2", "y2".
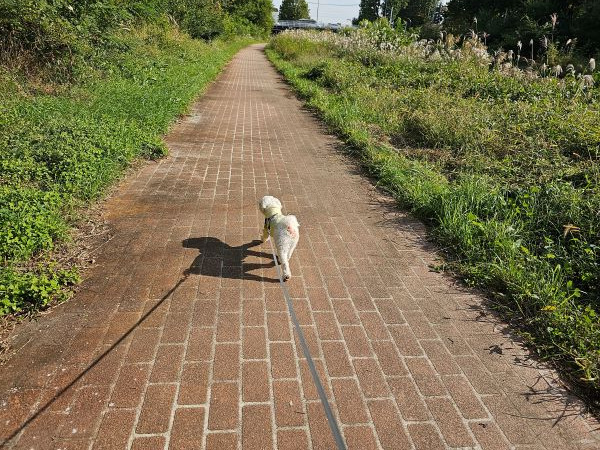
[{"x1": 182, "y1": 237, "x2": 278, "y2": 283}]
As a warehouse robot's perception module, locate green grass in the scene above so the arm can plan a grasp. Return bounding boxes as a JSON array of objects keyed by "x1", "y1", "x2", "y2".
[
  {"x1": 267, "y1": 28, "x2": 600, "y2": 402},
  {"x1": 0, "y1": 25, "x2": 253, "y2": 315}
]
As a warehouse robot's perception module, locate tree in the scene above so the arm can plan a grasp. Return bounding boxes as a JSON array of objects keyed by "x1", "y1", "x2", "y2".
[
  {"x1": 226, "y1": 0, "x2": 274, "y2": 33},
  {"x1": 381, "y1": 0, "x2": 408, "y2": 24},
  {"x1": 571, "y1": 1, "x2": 600, "y2": 55},
  {"x1": 399, "y1": 0, "x2": 439, "y2": 26},
  {"x1": 278, "y1": 0, "x2": 310, "y2": 20},
  {"x1": 358, "y1": 0, "x2": 380, "y2": 22}
]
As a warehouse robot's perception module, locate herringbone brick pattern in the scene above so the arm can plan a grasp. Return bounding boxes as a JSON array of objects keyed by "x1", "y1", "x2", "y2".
[{"x1": 1, "y1": 44, "x2": 598, "y2": 449}]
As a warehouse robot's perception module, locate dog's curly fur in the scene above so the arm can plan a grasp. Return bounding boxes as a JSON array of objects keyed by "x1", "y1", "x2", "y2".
[{"x1": 259, "y1": 196, "x2": 299, "y2": 281}]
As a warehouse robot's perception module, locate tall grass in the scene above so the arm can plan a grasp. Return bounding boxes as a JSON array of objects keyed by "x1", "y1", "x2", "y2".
[
  {"x1": 267, "y1": 24, "x2": 600, "y2": 401},
  {"x1": 0, "y1": 26, "x2": 253, "y2": 315}
]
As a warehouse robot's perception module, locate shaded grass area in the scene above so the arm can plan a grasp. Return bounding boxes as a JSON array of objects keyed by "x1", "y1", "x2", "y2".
[
  {"x1": 0, "y1": 26, "x2": 253, "y2": 315},
  {"x1": 267, "y1": 33, "x2": 600, "y2": 402}
]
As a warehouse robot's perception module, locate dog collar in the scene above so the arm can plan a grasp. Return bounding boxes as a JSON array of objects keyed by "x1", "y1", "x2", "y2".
[
  {"x1": 263, "y1": 206, "x2": 282, "y2": 218},
  {"x1": 263, "y1": 207, "x2": 282, "y2": 232}
]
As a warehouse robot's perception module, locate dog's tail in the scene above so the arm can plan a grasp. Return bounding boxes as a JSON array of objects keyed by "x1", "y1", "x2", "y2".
[
  {"x1": 284, "y1": 215, "x2": 300, "y2": 238},
  {"x1": 286, "y1": 215, "x2": 299, "y2": 228}
]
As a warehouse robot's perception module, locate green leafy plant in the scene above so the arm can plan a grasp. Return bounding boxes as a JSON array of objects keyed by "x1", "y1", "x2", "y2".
[{"x1": 0, "y1": 266, "x2": 80, "y2": 315}]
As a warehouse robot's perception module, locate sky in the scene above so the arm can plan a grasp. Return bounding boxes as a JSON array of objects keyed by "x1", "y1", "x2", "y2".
[
  {"x1": 272, "y1": 1, "x2": 448, "y2": 26},
  {"x1": 272, "y1": 0, "x2": 361, "y2": 25}
]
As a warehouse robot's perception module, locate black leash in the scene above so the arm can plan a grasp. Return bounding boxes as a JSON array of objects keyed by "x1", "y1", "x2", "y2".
[{"x1": 268, "y1": 240, "x2": 347, "y2": 450}]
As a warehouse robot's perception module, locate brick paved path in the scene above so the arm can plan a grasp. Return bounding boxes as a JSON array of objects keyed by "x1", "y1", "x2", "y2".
[{"x1": 1, "y1": 44, "x2": 599, "y2": 450}]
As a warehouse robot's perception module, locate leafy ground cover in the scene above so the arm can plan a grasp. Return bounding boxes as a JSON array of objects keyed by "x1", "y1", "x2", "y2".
[
  {"x1": 0, "y1": 26, "x2": 253, "y2": 315},
  {"x1": 267, "y1": 22, "x2": 600, "y2": 402}
]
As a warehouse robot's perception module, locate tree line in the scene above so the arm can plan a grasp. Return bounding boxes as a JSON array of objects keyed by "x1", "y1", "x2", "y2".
[
  {"x1": 357, "y1": 0, "x2": 439, "y2": 27},
  {"x1": 445, "y1": 0, "x2": 600, "y2": 57},
  {"x1": 356, "y1": 0, "x2": 599, "y2": 57},
  {"x1": 0, "y1": 0, "x2": 275, "y2": 67}
]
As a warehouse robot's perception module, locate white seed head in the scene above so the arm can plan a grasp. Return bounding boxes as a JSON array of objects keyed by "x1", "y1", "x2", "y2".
[
  {"x1": 517, "y1": 40, "x2": 522, "y2": 51},
  {"x1": 589, "y1": 58, "x2": 596, "y2": 71},
  {"x1": 552, "y1": 65, "x2": 563, "y2": 76},
  {"x1": 582, "y1": 74, "x2": 594, "y2": 87}
]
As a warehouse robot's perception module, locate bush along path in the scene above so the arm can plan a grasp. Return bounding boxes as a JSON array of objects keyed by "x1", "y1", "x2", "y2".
[
  {"x1": 266, "y1": 22, "x2": 600, "y2": 403},
  {"x1": 1, "y1": 44, "x2": 599, "y2": 450},
  {"x1": 0, "y1": 26, "x2": 253, "y2": 316}
]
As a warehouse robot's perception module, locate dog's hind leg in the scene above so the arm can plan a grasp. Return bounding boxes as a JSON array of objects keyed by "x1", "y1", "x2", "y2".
[
  {"x1": 279, "y1": 248, "x2": 292, "y2": 281},
  {"x1": 288, "y1": 238, "x2": 299, "y2": 261}
]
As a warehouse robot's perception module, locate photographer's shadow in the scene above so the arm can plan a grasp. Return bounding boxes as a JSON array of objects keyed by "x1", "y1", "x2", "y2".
[{"x1": 182, "y1": 237, "x2": 278, "y2": 283}]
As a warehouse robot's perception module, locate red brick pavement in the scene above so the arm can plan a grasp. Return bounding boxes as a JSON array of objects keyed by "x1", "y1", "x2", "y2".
[{"x1": 1, "y1": 44, "x2": 599, "y2": 449}]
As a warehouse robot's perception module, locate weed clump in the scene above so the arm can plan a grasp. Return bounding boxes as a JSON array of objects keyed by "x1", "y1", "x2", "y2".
[{"x1": 268, "y1": 22, "x2": 600, "y2": 400}]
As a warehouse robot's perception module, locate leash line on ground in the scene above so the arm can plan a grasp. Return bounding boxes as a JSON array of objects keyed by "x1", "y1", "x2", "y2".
[
  {"x1": 269, "y1": 240, "x2": 347, "y2": 450},
  {"x1": 1, "y1": 276, "x2": 189, "y2": 447}
]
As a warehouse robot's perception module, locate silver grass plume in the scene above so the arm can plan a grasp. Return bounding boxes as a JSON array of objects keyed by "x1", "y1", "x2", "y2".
[
  {"x1": 552, "y1": 65, "x2": 563, "y2": 77},
  {"x1": 582, "y1": 75, "x2": 594, "y2": 88},
  {"x1": 550, "y1": 13, "x2": 558, "y2": 31}
]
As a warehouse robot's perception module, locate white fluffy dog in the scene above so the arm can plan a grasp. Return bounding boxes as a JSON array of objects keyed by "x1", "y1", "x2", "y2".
[{"x1": 258, "y1": 195, "x2": 299, "y2": 281}]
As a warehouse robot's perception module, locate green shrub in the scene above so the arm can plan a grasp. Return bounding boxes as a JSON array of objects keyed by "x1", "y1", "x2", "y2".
[
  {"x1": 168, "y1": 0, "x2": 224, "y2": 40},
  {"x1": 0, "y1": 0, "x2": 268, "y2": 82},
  {"x1": 0, "y1": 266, "x2": 80, "y2": 315},
  {"x1": 225, "y1": 0, "x2": 273, "y2": 38},
  {"x1": 0, "y1": 188, "x2": 66, "y2": 263},
  {"x1": 0, "y1": 0, "x2": 144, "y2": 80}
]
